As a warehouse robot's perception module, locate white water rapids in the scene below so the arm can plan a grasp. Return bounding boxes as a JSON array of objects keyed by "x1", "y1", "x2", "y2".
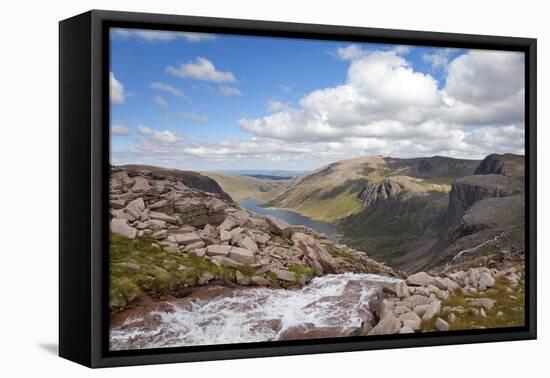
[{"x1": 110, "y1": 273, "x2": 398, "y2": 350}]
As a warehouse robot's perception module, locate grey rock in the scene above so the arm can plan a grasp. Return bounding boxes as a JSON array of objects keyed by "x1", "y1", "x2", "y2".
[
  {"x1": 399, "y1": 311, "x2": 422, "y2": 331},
  {"x1": 435, "y1": 317, "x2": 450, "y2": 331},
  {"x1": 272, "y1": 269, "x2": 297, "y2": 282},
  {"x1": 110, "y1": 218, "x2": 137, "y2": 239},
  {"x1": 467, "y1": 298, "x2": 495, "y2": 309},
  {"x1": 406, "y1": 272, "x2": 438, "y2": 287},
  {"x1": 479, "y1": 272, "x2": 496, "y2": 288},
  {"x1": 175, "y1": 232, "x2": 201, "y2": 245},
  {"x1": 131, "y1": 176, "x2": 151, "y2": 192},
  {"x1": 396, "y1": 280, "x2": 410, "y2": 298},
  {"x1": 206, "y1": 245, "x2": 232, "y2": 257},
  {"x1": 367, "y1": 313, "x2": 402, "y2": 336},
  {"x1": 228, "y1": 247, "x2": 255, "y2": 265},
  {"x1": 265, "y1": 215, "x2": 290, "y2": 234},
  {"x1": 198, "y1": 272, "x2": 214, "y2": 285},
  {"x1": 399, "y1": 326, "x2": 415, "y2": 334}
]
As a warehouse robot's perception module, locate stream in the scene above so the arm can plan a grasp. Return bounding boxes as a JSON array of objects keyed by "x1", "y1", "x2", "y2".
[{"x1": 110, "y1": 273, "x2": 398, "y2": 350}]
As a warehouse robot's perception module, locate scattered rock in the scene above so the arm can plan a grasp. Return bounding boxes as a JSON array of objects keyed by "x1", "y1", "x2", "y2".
[
  {"x1": 111, "y1": 218, "x2": 137, "y2": 239},
  {"x1": 272, "y1": 269, "x2": 297, "y2": 282},
  {"x1": 367, "y1": 313, "x2": 401, "y2": 336},
  {"x1": 467, "y1": 298, "x2": 495, "y2": 309},
  {"x1": 228, "y1": 247, "x2": 255, "y2": 265},
  {"x1": 206, "y1": 245, "x2": 232, "y2": 257},
  {"x1": 131, "y1": 176, "x2": 151, "y2": 192},
  {"x1": 479, "y1": 272, "x2": 496, "y2": 288},
  {"x1": 399, "y1": 311, "x2": 422, "y2": 331},
  {"x1": 435, "y1": 317, "x2": 450, "y2": 331},
  {"x1": 198, "y1": 272, "x2": 214, "y2": 285},
  {"x1": 406, "y1": 272, "x2": 438, "y2": 287}
]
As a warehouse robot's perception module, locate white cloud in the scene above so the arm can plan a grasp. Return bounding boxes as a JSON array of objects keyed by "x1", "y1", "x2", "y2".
[
  {"x1": 167, "y1": 57, "x2": 237, "y2": 83},
  {"x1": 110, "y1": 72, "x2": 125, "y2": 105},
  {"x1": 150, "y1": 82, "x2": 188, "y2": 99},
  {"x1": 335, "y1": 44, "x2": 367, "y2": 60},
  {"x1": 111, "y1": 28, "x2": 215, "y2": 43},
  {"x1": 111, "y1": 124, "x2": 129, "y2": 135},
  {"x1": 112, "y1": 47, "x2": 525, "y2": 170},
  {"x1": 177, "y1": 111, "x2": 208, "y2": 123},
  {"x1": 137, "y1": 125, "x2": 179, "y2": 143},
  {"x1": 422, "y1": 48, "x2": 457, "y2": 70},
  {"x1": 218, "y1": 85, "x2": 242, "y2": 96},
  {"x1": 152, "y1": 95, "x2": 169, "y2": 108}
]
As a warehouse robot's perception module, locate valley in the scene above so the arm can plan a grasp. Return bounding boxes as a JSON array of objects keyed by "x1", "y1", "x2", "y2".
[{"x1": 109, "y1": 153, "x2": 525, "y2": 349}]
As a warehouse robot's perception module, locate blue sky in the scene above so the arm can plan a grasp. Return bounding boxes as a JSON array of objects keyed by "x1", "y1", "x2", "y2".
[{"x1": 110, "y1": 28, "x2": 525, "y2": 171}]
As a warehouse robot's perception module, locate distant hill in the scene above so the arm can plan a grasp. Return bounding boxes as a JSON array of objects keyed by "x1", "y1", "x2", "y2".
[{"x1": 201, "y1": 171, "x2": 288, "y2": 202}]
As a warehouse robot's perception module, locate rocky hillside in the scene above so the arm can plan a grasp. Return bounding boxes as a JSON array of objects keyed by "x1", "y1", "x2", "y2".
[
  {"x1": 109, "y1": 166, "x2": 397, "y2": 314},
  {"x1": 264, "y1": 156, "x2": 469, "y2": 223},
  {"x1": 121, "y1": 164, "x2": 232, "y2": 201},
  {"x1": 430, "y1": 154, "x2": 525, "y2": 270},
  {"x1": 263, "y1": 153, "x2": 524, "y2": 273}
]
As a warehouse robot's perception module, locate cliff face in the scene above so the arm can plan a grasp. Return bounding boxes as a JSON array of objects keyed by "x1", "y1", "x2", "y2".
[
  {"x1": 447, "y1": 174, "x2": 523, "y2": 223},
  {"x1": 428, "y1": 154, "x2": 526, "y2": 269},
  {"x1": 474, "y1": 153, "x2": 525, "y2": 178}
]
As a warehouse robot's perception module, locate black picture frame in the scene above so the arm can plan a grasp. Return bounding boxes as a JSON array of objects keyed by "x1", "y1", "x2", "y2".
[{"x1": 59, "y1": 9, "x2": 537, "y2": 368}]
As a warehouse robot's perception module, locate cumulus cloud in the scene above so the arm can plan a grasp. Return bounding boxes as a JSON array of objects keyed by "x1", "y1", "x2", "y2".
[
  {"x1": 111, "y1": 124, "x2": 129, "y2": 135},
  {"x1": 150, "y1": 82, "x2": 189, "y2": 99},
  {"x1": 422, "y1": 48, "x2": 455, "y2": 70},
  {"x1": 167, "y1": 57, "x2": 237, "y2": 83},
  {"x1": 110, "y1": 72, "x2": 125, "y2": 105},
  {"x1": 137, "y1": 125, "x2": 179, "y2": 143},
  {"x1": 113, "y1": 47, "x2": 525, "y2": 170},
  {"x1": 111, "y1": 28, "x2": 215, "y2": 43},
  {"x1": 152, "y1": 95, "x2": 169, "y2": 108},
  {"x1": 218, "y1": 85, "x2": 242, "y2": 96},
  {"x1": 239, "y1": 48, "x2": 524, "y2": 157}
]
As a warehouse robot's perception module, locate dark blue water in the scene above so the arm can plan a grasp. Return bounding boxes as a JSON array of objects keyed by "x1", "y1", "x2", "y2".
[{"x1": 240, "y1": 198, "x2": 338, "y2": 242}]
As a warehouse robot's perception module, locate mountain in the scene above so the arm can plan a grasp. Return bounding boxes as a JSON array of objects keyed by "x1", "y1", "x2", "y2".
[
  {"x1": 200, "y1": 171, "x2": 288, "y2": 202},
  {"x1": 120, "y1": 164, "x2": 232, "y2": 201},
  {"x1": 265, "y1": 155, "x2": 479, "y2": 223},
  {"x1": 257, "y1": 154, "x2": 523, "y2": 272}
]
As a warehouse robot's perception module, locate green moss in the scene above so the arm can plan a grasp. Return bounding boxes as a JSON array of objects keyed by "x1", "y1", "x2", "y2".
[
  {"x1": 288, "y1": 264, "x2": 315, "y2": 279},
  {"x1": 266, "y1": 271, "x2": 278, "y2": 281},
  {"x1": 110, "y1": 235, "x2": 237, "y2": 313},
  {"x1": 421, "y1": 274, "x2": 525, "y2": 331}
]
